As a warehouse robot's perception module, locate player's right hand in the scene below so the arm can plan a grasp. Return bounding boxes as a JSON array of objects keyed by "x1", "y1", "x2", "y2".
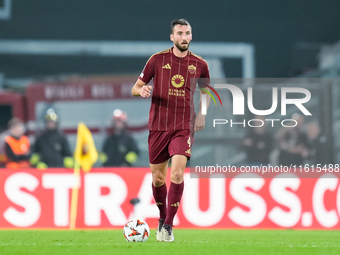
[{"x1": 140, "y1": 85, "x2": 152, "y2": 97}]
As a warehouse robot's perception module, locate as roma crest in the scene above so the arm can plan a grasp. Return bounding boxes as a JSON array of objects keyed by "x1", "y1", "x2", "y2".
[{"x1": 188, "y1": 64, "x2": 196, "y2": 74}]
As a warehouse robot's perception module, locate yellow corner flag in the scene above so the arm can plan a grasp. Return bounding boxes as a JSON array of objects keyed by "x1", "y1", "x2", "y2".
[
  {"x1": 70, "y1": 122, "x2": 98, "y2": 229},
  {"x1": 74, "y1": 122, "x2": 98, "y2": 172}
]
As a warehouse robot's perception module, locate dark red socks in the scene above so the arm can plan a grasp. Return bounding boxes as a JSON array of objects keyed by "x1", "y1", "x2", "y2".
[
  {"x1": 152, "y1": 183, "x2": 167, "y2": 220},
  {"x1": 164, "y1": 181, "x2": 184, "y2": 226}
]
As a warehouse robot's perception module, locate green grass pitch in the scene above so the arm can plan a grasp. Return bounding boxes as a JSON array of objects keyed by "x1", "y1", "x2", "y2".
[{"x1": 0, "y1": 229, "x2": 340, "y2": 255}]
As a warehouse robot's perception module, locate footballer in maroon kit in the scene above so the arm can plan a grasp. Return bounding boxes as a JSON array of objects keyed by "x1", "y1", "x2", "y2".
[{"x1": 131, "y1": 19, "x2": 210, "y2": 242}]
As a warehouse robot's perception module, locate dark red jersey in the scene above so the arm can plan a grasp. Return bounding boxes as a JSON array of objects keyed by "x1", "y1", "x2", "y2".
[{"x1": 139, "y1": 47, "x2": 210, "y2": 131}]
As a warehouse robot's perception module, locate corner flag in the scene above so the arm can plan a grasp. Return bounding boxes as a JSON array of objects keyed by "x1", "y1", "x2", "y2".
[
  {"x1": 74, "y1": 122, "x2": 98, "y2": 172},
  {"x1": 70, "y1": 122, "x2": 98, "y2": 229}
]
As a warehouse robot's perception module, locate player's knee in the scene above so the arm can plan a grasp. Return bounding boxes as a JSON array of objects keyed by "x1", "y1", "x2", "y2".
[
  {"x1": 171, "y1": 171, "x2": 184, "y2": 183},
  {"x1": 153, "y1": 173, "x2": 166, "y2": 187},
  {"x1": 153, "y1": 179, "x2": 165, "y2": 187}
]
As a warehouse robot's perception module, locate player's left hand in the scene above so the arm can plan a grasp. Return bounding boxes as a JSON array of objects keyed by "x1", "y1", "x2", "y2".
[{"x1": 194, "y1": 113, "x2": 205, "y2": 132}]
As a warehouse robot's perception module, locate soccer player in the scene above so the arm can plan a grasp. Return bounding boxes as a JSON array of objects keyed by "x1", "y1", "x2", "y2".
[{"x1": 131, "y1": 18, "x2": 210, "y2": 242}]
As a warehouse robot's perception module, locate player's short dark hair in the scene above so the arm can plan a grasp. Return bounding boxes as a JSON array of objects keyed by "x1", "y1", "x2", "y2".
[{"x1": 171, "y1": 19, "x2": 191, "y2": 34}]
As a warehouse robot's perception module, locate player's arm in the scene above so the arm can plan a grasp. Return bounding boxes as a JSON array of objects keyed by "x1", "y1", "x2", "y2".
[
  {"x1": 195, "y1": 61, "x2": 211, "y2": 132},
  {"x1": 131, "y1": 79, "x2": 152, "y2": 98},
  {"x1": 195, "y1": 88, "x2": 211, "y2": 132},
  {"x1": 132, "y1": 55, "x2": 155, "y2": 97}
]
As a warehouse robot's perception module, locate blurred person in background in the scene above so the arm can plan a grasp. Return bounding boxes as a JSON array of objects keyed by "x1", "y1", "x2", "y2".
[
  {"x1": 243, "y1": 116, "x2": 273, "y2": 165},
  {"x1": 276, "y1": 113, "x2": 309, "y2": 166},
  {"x1": 4, "y1": 118, "x2": 31, "y2": 169},
  {"x1": 30, "y1": 108, "x2": 74, "y2": 169},
  {"x1": 100, "y1": 109, "x2": 139, "y2": 167},
  {"x1": 307, "y1": 122, "x2": 328, "y2": 165}
]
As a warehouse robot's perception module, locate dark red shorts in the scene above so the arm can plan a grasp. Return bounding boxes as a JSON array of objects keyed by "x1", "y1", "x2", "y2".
[{"x1": 148, "y1": 129, "x2": 193, "y2": 164}]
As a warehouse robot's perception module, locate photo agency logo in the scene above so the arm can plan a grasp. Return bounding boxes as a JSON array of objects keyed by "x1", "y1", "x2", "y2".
[
  {"x1": 198, "y1": 80, "x2": 312, "y2": 128},
  {"x1": 198, "y1": 84, "x2": 223, "y2": 113}
]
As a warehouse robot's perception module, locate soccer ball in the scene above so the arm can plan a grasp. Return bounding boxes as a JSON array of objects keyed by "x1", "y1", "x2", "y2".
[{"x1": 123, "y1": 219, "x2": 150, "y2": 242}]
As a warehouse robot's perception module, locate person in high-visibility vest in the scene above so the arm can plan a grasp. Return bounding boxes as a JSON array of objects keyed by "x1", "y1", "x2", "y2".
[
  {"x1": 4, "y1": 118, "x2": 31, "y2": 169},
  {"x1": 30, "y1": 108, "x2": 74, "y2": 169},
  {"x1": 100, "y1": 109, "x2": 139, "y2": 167}
]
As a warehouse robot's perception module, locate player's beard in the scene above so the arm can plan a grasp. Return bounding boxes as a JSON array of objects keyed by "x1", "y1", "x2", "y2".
[{"x1": 175, "y1": 41, "x2": 190, "y2": 52}]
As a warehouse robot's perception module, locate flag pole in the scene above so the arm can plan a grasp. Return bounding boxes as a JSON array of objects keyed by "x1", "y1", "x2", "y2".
[
  {"x1": 69, "y1": 160, "x2": 80, "y2": 229},
  {"x1": 69, "y1": 122, "x2": 98, "y2": 229}
]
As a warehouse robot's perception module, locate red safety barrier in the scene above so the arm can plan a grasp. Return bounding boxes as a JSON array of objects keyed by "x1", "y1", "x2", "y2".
[{"x1": 0, "y1": 168, "x2": 340, "y2": 229}]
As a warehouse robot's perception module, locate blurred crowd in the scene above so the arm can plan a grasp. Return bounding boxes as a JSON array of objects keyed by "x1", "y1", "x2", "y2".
[
  {"x1": 0, "y1": 109, "x2": 331, "y2": 170},
  {"x1": 243, "y1": 114, "x2": 330, "y2": 166},
  {"x1": 0, "y1": 108, "x2": 139, "y2": 170}
]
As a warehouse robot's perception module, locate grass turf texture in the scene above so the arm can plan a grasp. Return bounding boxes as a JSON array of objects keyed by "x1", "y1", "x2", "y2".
[{"x1": 0, "y1": 230, "x2": 340, "y2": 255}]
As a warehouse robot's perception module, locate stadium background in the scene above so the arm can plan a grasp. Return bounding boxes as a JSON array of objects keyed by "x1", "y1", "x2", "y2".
[{"x1": 1, "y1": 0, "x2": 340, "y2": 248}]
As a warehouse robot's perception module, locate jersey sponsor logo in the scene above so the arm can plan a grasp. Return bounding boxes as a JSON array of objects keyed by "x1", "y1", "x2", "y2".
[
  {"x1": 162, "y1": 63, "x2": 171, "y2": 69},
  {"x1": 140, "y1": 72, "x2": 144, "y2": 78},
  {"x1": 188, "y1": 64, "x2": 196, "y2": 74},
  {"x1": 168, "y1": 88, "x2": 185, "y2": 97},
  {"x1": 171, "y1": 74, "x2": 185, "y2": 88}
]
